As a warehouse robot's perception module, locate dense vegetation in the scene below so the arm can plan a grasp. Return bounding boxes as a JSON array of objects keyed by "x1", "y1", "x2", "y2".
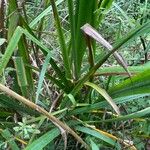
[{"x1": 0, "y1": 0, "x2": 150, "y2": 149}]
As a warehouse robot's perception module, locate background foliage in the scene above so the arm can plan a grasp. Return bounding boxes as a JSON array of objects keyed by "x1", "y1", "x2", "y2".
[{"x1": 0, "y1": 0, "x2": 150, "y2": 149}]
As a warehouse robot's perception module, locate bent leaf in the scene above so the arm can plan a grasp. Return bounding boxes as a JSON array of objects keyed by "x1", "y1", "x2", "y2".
[
  {"x1": 84, "y1": 82, "x2": 120, "y2": 115},
  {"x1": 36, "y1": 52, "x2": 51, "y2": 104}
]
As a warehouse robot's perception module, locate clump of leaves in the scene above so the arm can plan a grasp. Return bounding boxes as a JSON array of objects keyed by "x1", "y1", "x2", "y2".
[{"x1": 13, "y1": 117, "x2": 40, "y2": 139}]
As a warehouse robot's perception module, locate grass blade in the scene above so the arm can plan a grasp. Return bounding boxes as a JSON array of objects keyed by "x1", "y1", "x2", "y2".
[
  {"x1": 103, "y1": 107, "x2": 150, "y2": 122},
  {"x1": 85, "y1": 82, "x2": 120, "y2": 115},
  {"x1": 76, "y1": 126, "x2": 116, "y2": 146},
  {"x1": 69, "y1": 93, "x2": 150, "y2": 116},
  {"x1": 95, "y1": 63, "x2": 150, "y2": 76},
  {"x1": 13, "y1": 57, "x2": 28, "y2": 97},
  {"x1": 50, "y1": 0, "x2": 71, "y2": 79},
  {"x1": 74, "y1": 0, "x2": 97, "y2": 78},
  {"x1": 18, "y1": 35, "x2": 35, "y2": 98},
  {"x1": 7, "y1": 0, "x2": 19, "y2": 41},
  {"x1": 109, "y1": 68, "x2": 150, "y2": 99},
  {"x1": 35, "y1": 52, "x2": 51, "y2": 103},
  {"x1": 0, "y1": 27, "x2": 22, "y2": 75},
  {"x1": 25, "y1": 128, "x2": 60, "y2": 150},
  {"x1": 0, "y1": 94, "x2": 38, "y2": 115}
]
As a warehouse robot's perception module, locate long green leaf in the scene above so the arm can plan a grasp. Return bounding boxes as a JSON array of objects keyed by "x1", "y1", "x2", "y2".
[
  {"x1": 96, "y1": 63, "x2": 150, "y2": 76},
  {"x1": 0, "y1": 28, "x2": 22, "y2": 75},
  {"x1": 76, "y1": 126, "x2": 116, "y2": 146},
  {"x1": 102, "y1": 107, "x2": 150, "y2": 122},
  {"x1": 69, "y1": 93, "x2": 150, "y2": 116},
  {"x1": 13, "y1": 57, "x2": 28, "y2": 97},
  {"x1": 74, "y1": 0, "x2": 97, "y2": 78},
  {"x1": 109, "y1": 68, "x2": 150, "y2": 98},
  {"x1": 25, "y1": 128, "x2": 60, "y2": 150},
  {"x1": 36, "y1": 52, "x2": 51, "y2": 103},
  {"x1": 18, "y1": 35, "x2": 35, "y2": 98},
  {"x1": 0, "y1": 26, "x2": 51, "y2": 76},
  {"x1": 67, "y1": 0, "x2": 76, "y2": 77},
  {"x1": 7, "y1": 0, "x2": 19, "y2": 41}
]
